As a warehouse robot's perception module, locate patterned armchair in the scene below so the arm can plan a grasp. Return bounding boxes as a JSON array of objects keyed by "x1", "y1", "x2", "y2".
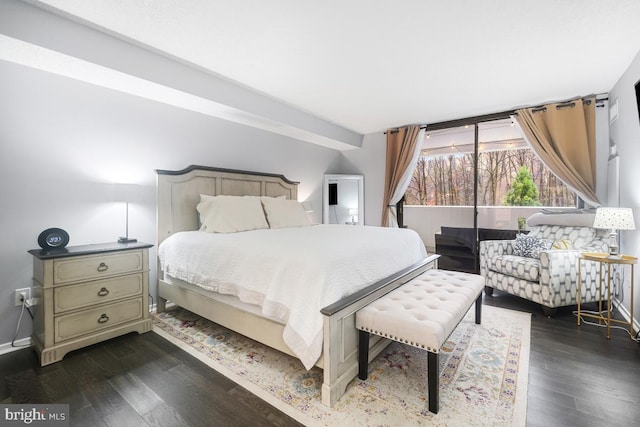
[{"x1": 479, "y1": 212, "x2": 609, "y2": 316}]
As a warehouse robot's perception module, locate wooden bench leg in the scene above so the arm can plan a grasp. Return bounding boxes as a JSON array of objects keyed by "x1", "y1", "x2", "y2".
[
  {"x1": 475, "y1": 294, "x2": 482, "y2": 324},
  {"x1": 428, "y1": 351, "x2": 439, "y2": 414},
  {"x1": 358, "y1": 330, "x2": 370, "y2": 380}
]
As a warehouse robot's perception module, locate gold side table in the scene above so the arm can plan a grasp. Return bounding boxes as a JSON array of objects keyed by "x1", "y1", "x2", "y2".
[{"x1": 577, "y1": 252, "x2": 636, "y2": 339}]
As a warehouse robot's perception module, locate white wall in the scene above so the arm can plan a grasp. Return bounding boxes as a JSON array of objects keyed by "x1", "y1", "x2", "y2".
[
  {"x1": 608, "y1": 49, "x2": 640, "y2": 329},
  {"x1": 0, "y1": 3, "x2": 350, "y2": 347},
  {"x1": 341, "y1": 132, "x2": 387, "y2": 226}
]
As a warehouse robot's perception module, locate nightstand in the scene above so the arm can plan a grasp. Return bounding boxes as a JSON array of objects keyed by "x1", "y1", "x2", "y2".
[
  {"x1": 28, "y1": 242, "x2": 153, "y2": 366},
  {"x1": 577, "y1": 252, "x2": 636, "y2": 339}
]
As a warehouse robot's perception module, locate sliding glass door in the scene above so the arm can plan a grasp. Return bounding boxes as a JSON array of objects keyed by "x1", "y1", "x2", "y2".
[
  {"x1": 405, "y1": 124, "x2": 477, "y2": 272},
  {"x1": 405, "y1": 117, "x2": 577, "y2": 273}
]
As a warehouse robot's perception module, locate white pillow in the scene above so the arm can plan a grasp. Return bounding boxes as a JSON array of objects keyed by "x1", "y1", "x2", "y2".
[
  {"x1": 198, "y1": 194, "x2": 286, "y2": 230},
  {"x1": 197, "y1": 195, "x2": 269, "y2": 233},
  {"x1": 261, "y1": 197, "x2": 311, "y2": 228},
  {"x1": 198, "y1": 194, "x2": 214, "y2": 230}
]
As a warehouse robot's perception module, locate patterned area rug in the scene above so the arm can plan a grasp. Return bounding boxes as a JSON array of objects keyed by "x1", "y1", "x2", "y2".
[{"x1": 152, "y1": 305, "x2": 530, "y2": 426}]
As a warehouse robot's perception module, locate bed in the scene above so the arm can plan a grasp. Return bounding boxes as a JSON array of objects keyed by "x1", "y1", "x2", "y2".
[{"x1": 155, "y1": 165, "x2": 439, "y2": 406}]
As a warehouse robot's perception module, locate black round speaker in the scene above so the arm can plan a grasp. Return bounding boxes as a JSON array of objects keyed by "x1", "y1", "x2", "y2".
[{"x1": 38, "y1": 228, "x2": 69, "y2": 250}]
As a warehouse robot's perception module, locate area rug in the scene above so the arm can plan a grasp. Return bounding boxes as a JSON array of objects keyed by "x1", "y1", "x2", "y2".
[{"x1": 152, "y1": 305, "x2": 530, "y2": 426}]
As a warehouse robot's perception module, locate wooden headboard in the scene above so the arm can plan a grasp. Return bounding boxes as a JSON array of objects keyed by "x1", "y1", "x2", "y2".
[{"x1": 156, "y1": 165, "x2": 299, "y2": 245}]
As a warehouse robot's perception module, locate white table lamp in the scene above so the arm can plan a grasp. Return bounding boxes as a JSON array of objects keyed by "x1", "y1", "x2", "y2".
[
  {"x1": 349, "y1": 208, "x2": 358, "y2": 224},
  {"x1": 113, "y1": 183, "x2": 142, "y2": 244},
  {"x1": 593, "y1": 207, "x2": 635, "y2": 258}
]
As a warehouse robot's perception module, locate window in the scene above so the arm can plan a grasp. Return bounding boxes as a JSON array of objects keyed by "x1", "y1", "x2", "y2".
[{"x1": 405, "y1": 119, "x2": 577, "y2": 207}]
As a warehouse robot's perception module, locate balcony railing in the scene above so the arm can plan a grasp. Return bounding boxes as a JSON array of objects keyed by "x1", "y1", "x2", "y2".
[{"x1": 404, "y1": 205, "x2": 566, "y2": 253}]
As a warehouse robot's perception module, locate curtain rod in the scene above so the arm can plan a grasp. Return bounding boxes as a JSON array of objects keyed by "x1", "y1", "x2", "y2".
[
  {"x1": 384, "y1": 125, "x2": 427, "y2": 135},
  {"x1": 529, "y1": 96, "x2": 608, "y2": 114},
  {"x1": 384, "y1": 94, "x2": 608, "y2": 134},
  {"x1": 409, "y1": 110, "x2": 515, "y2": 133}
]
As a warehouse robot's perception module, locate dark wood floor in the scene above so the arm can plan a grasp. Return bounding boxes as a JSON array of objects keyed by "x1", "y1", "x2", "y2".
[
  {"x1": 483, "y1": 292, "x2": 640, "y2": 427},
  {"x1": 1, "y1": 292, "x2": 639, "y2": 426},
  {"x1": 0, "y1": 330, "x2": 303, "y2": 427}
]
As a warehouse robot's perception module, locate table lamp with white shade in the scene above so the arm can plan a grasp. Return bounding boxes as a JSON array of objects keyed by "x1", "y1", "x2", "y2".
[
  {"x1": 592, "y1": 207, "x2": 635, "y2": 258},
  {"x1": 113, "y1": 183, "x2": 142, "y2": 244},
  {"x1": 348, "y1": 208, "x2": 358, "y2": 225}
]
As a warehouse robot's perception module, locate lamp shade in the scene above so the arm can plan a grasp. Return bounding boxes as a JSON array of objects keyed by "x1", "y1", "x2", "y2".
[
  {"x1": 111, "y1": 183, "x2": 143, "y2": 202},
  {"x1": 349, "y1": 208, "x2": 358, "y2": 216},
  {"x1": 593, "y1": 207, "x2": 635, "y2": 230}
]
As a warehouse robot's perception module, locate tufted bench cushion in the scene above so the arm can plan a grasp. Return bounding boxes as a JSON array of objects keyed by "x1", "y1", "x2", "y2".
[{"x1": 355, "y1": 269, "x2": 484, "y2": 414}]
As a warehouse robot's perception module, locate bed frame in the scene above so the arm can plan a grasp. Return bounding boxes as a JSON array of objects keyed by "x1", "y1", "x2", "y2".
[{"x1": 155, "y1": 165, "x2": 438, "y2": 406}]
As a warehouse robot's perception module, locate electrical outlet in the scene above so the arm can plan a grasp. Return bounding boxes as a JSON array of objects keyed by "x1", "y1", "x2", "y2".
[{"x1": 14, "y1": 288, "x2": 31, "y2": 307}]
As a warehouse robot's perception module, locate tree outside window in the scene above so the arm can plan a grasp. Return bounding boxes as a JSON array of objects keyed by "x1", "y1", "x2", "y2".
[
  {"x1": 504, "y1": 166, "x2": 540, "y2": 206},
  {"x1": 404, "y1": 120, "x2": 576, "y2": 207}
]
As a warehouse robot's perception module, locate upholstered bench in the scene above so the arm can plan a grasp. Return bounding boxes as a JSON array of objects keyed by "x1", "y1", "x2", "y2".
[{"x1": 355, "y1": 269, "x2": 484, "y2": 414}]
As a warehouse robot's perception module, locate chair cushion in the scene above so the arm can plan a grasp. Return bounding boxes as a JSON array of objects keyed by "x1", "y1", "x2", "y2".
[{"x1": 488, "y1": 255, "x2": 540, "y2": 281}]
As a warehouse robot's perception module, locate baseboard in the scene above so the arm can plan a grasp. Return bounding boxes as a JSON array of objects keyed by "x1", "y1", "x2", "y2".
[
  {"x1": 0, "y1": 337, "x2": 31, "y2": 356},
  {"x1": 613, "y1": 297, "x2": 640, "y2": 335}
]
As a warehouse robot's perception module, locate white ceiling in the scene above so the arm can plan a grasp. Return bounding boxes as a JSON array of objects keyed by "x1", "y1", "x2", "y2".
[{"x1": 27, "y1": 0, "x2": 640, "y2": 135}]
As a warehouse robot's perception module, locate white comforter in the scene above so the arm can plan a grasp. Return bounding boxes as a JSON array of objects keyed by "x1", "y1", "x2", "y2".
[{"x1": 158, "y1": 224, "x2": 427, "y2": 369}]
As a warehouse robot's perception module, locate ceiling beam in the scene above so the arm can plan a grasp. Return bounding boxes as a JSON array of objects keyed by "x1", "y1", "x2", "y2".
[{"x1": 0, "y1": 0, "x2": 363, "y2": 151}]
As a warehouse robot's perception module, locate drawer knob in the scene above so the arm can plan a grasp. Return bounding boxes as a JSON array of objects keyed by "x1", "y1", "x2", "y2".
[
  {"x1": 97, "y1": 262, "x2": 109, "y2": 272},
  {"x1": 97, "y1": 314, "x2": 110, "y2": 324},
  {"x1": 97, "y1": 287, "x2": 110, "y2": 297}
]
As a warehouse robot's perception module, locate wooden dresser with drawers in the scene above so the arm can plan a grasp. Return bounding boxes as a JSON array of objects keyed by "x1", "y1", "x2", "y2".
[{"x1": 29, "y1": 242, "x2": 153, "y2": 366}]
